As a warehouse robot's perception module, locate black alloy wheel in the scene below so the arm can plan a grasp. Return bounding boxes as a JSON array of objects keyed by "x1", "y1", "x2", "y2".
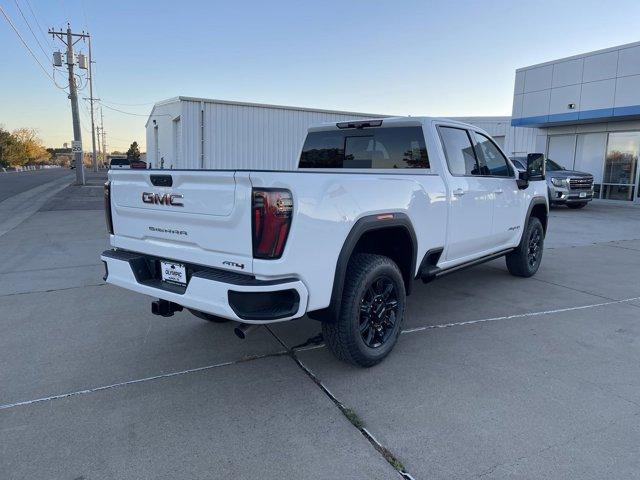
[
  {"x1": 527, "y1": 228, "x2": 542, "y2": 269},
  {"x1": 322, "y1": 253, "x2": 406, "y2": 367},
  {"x1": 506, "y1": 216, "x2": 544, "y2": 277},
  {"x1": 359, "y1": 276, "x2": 399, "y2": 348}
]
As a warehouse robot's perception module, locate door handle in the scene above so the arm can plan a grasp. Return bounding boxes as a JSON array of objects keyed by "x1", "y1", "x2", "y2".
[
  {"x1": 453, "y1": 188, "x2": 465, "y2": 196},
  {"x1": 494, "y1": 189, "x2": 504, "y2": 194}
]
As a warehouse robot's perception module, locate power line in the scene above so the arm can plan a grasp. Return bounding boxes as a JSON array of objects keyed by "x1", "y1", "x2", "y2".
[
  {"x1": 100, "y1": 99, "x2": 155, "y2": 107},
  {"x1": 91, "y1": 60, "x2": 100, "y2": 98},
  {"x1": 79, "y1": 0, "x2": 89, "y2": 32},
  {"x1": 80, "y1": 102, "x2": 92, "y2": 121},
  {"x1": 101, "y1": 103, "x2": 164, "y2": 117},
  {"x1": 52, "y1": 67, "x2": 69, "y2": 90},
  {"x1": 75, "y1": 72, "x2": 88, "y2": 91},
  {"x1": 23, "y1": 0, "x2": 54, "y2": 49},
  {"x1": 107, "y1": 134, "x2": 141, "y2": 143},
  {"x1": 78, "y1": 110, "x2": 92, "y2": 135},
  {"x1": 13, "y1": 0, "x2": 50, "y2": 62},
  {"x1": 0, "y1": 5, "x2": 55, "y2": 83}
]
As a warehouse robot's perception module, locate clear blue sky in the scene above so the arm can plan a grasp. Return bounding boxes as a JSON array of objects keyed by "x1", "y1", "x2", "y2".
[{"x1": 2, "y1": 0, "x2": 640, "y2": 152}]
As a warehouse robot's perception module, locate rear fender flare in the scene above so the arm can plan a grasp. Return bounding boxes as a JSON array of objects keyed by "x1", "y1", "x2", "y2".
[{"x1": 308, "y1": 212, "x2": 417, "y2": 323}]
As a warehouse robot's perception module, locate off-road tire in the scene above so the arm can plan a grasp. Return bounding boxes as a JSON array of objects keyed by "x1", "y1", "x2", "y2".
[
  {"x1": 506, "y1": 216, "x2": 544, "y2": 277},
  {"x1": 322, "y1": 253, "x2": 406, "y2": 367},
  {"x1": 188, "y1": 309, "x2": 230, "y2": 323},
  {"x1": 567, "y1": 202, "x2": 588, "y2": 209}
]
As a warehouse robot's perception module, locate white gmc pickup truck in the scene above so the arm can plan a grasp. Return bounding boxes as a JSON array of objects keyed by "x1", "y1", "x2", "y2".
[{"x1": 102, "y1": 117, "x2": 548, "y2": 366}]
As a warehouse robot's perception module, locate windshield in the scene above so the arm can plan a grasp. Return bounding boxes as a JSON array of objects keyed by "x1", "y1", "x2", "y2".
[{"x1": 546, "y1": 159, "x2": 564, "y2": 171}]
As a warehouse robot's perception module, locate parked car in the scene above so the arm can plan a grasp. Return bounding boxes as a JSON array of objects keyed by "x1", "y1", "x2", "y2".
[
  {"x1": 511, "y1": 156, "x2": 594, "y2": 209},
  {"x1": 109, "y1": 157, "x2": 130, "y2": 170},
  {"x1": 102, "y1": 118, "x2": 548, "y2": 367},
  {"x1": 129, "y1": 159, "x2": 147, "y2": 169}
]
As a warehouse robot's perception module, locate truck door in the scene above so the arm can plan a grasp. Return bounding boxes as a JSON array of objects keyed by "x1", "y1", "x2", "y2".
[
  {"x1": 437, "y1": 126, "x2": 495, "y2": 261},
  {"x1": 470, "y1": 131, "x2": 526, "y2": 247}
]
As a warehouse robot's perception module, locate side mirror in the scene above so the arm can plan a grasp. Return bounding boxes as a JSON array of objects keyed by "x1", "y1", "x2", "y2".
[
  {"x1": 526, "y1": 153, "x2": 545, "y2": 181},
  {"x1": 516, "y1": 153, "x2": 546, "y2": 190}
]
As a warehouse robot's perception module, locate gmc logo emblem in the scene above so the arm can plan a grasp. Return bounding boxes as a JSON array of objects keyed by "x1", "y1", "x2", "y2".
[{"x1": 142, "y1": 192, "x2": 184, "y2": 207}]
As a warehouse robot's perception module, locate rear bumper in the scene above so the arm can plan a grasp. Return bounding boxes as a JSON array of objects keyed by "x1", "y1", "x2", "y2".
[{"x1": 101, "y1": 249, "x2": 308, "y2": 324}]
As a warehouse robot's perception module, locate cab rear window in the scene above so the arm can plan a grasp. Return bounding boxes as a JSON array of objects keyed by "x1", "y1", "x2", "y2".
[
  {"x1": 110, "y1": 158, "x2": 130, "y2": 166},
  {"x1": 299, "y1": 126, "x2": 429, "y2": 169}
]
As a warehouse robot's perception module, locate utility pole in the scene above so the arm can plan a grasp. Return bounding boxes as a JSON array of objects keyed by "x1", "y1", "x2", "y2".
[
  {"x1": 49, "y1": 24, "x2": 89, "y2": 185},
  {"x1": 100, "y1": 106, "x2": 107, "y2": 165},
  {"x1": 96, "y1": 124, "x2": 102, "y2": 168},
  {"x1": 84, "y1": 95, "x2": 100, "y2": 168},
  {"x1": 87, "y1": 35, "x2": 98, "y2": 172}
]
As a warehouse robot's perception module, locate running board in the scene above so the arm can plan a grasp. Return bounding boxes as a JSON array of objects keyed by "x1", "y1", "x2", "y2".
[{"x1": 420, "y1": 248, "x2": 514, "y2": 283}]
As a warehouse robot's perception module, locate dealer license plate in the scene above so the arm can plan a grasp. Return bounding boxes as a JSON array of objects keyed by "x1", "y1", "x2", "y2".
[
  {"x1": 160, "y1": 260, "x2": 187, "y2": 286},
  {"x1": 579, "y1": 192, "x2": 587, "y2": 198}
]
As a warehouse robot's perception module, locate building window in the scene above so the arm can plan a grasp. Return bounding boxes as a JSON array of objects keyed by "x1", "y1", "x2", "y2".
[
  {"x1": 547, "y1": 135, "x2": 576, "y2": 170},
  {"x1": 575, "y1": 133, "x2": 607, "y2": 198},
  {"x1": 602, "y1": 132, "x2": 640, "y2": 201}
]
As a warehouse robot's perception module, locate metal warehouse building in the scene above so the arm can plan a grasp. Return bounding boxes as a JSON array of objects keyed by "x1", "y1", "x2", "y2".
[
  {"x1": 512, "y1": 40, "x2": 640, "y2": 203},
  {"x1": 145, "y1": 97, "x2": 533, "y2": 171},
  {"x1": 145, "y1": 98, "x2": 386, "y2": 171}
]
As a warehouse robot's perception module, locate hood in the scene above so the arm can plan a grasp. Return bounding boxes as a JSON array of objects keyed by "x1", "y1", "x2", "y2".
[{"x1": 547, "y1": 170, "x2": 593, "y2": 179}]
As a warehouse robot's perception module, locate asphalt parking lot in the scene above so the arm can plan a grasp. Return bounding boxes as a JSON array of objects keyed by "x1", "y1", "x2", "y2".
[{"x1": 1, "y1": 182, "x2": 640, "y2": 479}]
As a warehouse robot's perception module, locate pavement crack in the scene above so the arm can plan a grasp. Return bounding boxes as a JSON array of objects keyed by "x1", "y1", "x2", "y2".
[
  {"x1": 600, "y1": 241, "x2": 640, "y2": 252},
  {"x1": 266, "y1": 326, "x2": 412, "y2": 479},
  {"x1": 527, "y1": 276, "x2": 615, "y2": 301}
]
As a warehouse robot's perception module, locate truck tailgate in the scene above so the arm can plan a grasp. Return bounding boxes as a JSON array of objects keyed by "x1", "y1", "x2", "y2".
[{"x1": 109, "y1": 170, "x2": 254, "y2": 274}]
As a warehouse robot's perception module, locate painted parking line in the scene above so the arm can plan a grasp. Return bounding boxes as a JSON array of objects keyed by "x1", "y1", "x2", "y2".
[
  {"x1": 0, "y1": 350, "x2": 287, "y2": 411},
  {"x1": 401, "y1": 295, "x2": 640, "y2": 334},
  {"x1": 2, "y1": 295, "x2": 639, "y2": 412}
]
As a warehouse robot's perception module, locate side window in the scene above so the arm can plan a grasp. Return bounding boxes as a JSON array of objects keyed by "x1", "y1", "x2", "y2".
[
  {"x1": 473, "y1": 132, "x2": 513, "y2": 177},
  {"x1": 438, "y1": 126, "x2": 479, "y2": 176}
]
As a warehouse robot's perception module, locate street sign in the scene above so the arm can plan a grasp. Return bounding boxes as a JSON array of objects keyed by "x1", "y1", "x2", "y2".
[{"x1": 71, "y1": 141, "x2": 82, "y2": 153}]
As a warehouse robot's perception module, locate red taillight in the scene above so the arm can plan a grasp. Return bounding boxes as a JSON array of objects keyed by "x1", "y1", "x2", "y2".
[
  {"x1": 104, "y1": 180, "x2": 114, "y2": 234},
  {"x1": 252, "y1": 188, "x2": 293, "y2": 259}
]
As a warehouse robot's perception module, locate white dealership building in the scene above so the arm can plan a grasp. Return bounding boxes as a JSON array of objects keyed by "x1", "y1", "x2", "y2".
[{"x1": 512, "y1": 40, "x2": 640, "y2": 203}]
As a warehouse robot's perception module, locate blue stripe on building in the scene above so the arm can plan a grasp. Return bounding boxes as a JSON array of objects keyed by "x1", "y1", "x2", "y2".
[{"x1": 512, "y1": 104, "x2": 640, "y2": 127}]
